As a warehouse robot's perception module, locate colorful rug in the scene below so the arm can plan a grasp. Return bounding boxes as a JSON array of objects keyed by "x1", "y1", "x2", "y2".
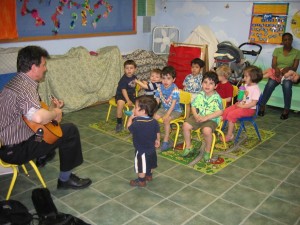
[{"x1": 89, "y1": 120, "x2": 275, "y2": 175}]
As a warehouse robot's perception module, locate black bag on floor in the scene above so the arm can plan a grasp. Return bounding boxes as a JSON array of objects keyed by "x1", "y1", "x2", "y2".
[
  {"x1": 31, "y1": 188, "x2": 90, "y2": 225},
  {"x1": 0, "y1": 200, "x2": 33, "y2": 225}
]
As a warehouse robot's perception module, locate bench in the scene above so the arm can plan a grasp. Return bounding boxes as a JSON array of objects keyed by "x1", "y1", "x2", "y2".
[{"x1": 258, "y1": 79, "x2": 300, "y2": 111}]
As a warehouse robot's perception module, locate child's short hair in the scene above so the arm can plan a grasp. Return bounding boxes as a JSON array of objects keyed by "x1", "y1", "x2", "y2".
[
  {"x1": 151, "y1": 68, "x2": 162, "y2": 77},
  {"x1": 243, "y1": 65, "x2": 263, "y2": 83},
  {"x1": 216, "y1": 65, "x2": 232, "y2": 79},
  {"x1": 191, "y1": 58, "x2": 205, "y2": 68},
  {"x1": 202, "y1": 71, "x2": 219, "y2": 85},
  {"x1": 124, "y1": 59, "x2": 137, "y2": 68},
  {"x1": 162, "y1": 66, "x2": 176, "y2": 78},
  {"x1": 135, "y1": 95, "x2": 158, "y2": 117}
]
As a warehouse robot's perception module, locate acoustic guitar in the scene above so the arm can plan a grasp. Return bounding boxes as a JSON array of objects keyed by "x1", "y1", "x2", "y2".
[{"x1": 23, "y1": 102, "x2": 63, "y2": 144}]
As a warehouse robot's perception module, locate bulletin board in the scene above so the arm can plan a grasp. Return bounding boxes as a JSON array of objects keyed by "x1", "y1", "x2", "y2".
[
  {"x1": 1, "y1": 0, "x2": 136, "y2": 42},
  {"x1": 248, "y1": 3, "x2": 289, "y2": 44}
]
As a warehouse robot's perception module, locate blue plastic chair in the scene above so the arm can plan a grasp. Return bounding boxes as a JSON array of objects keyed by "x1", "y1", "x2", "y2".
[{"x1": 223, "y1": 95, "x2": 262, "y2": 144}]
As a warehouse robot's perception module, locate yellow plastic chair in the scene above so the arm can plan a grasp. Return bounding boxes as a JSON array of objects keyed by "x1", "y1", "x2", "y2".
[
  {"x1": 232, "y1": 85, "x2": 239, "y2": 105},
  {"x1": 186, "y1": 98, "x2": 227, "y2": 159},
  {"x1": 158, "y1": 90, "x2": 191, "y2": 150},
  {"x1": 0, "y1": 159, "x2": 47, "y2": 200},
  {"x1": 105, "y1": 84, "x2": 140, "y2": 127}
]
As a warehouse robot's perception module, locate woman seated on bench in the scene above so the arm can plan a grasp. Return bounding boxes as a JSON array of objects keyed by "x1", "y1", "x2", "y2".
[{"x1": 259, "y1": 32, "x2": 300, "y2": 120}]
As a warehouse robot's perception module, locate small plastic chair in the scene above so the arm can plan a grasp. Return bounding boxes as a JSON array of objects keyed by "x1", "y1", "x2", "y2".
[
  {"x1": 105, "y1": 84, "x2": 140, "y2": 127},
  {"x1": 191, "y1": 98, "x2": 228, "y2": 158},
  {"x1": 223, "y1": 95, "x2": 262, "y2": 144},
  {"x1": 158, "y1": 90, "x2": 191, "y2": 150},
  {"x1": 232, "y1": 85, "x2": 239, "y2": 105},
  {"x1": 0, "y1": 159, "x2": 47, "y2": 200}
]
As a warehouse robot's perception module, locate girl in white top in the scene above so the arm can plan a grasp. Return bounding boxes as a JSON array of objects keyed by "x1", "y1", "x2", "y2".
[{"x1": 221, "y1": 66, "x2": 263, "y2": 142}]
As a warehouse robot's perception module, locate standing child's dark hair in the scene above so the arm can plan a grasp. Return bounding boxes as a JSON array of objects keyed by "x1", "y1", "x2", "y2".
[
  {"x1": 202, "y1": 71, "x2": 219, "y2": 85},
  {"x1": 191, "y1": 58, "x2": 205, "y2": 68},
  {"x1": 244, "y1": 65, "x2": 263, "y2": 83},
  {"x1": 162, "y1": 66, "x2": 176, "y2": 78},
  {"x1": 135, "y1": 96, "x2": 158, "y2": 117}
]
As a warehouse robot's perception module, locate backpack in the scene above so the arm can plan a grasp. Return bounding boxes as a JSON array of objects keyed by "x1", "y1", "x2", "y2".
[
  {"x1": 31, "y1": 188, "x2": 90, "y2": 225},
  {"x1": 0, "y1": 200, "x2": 33, "y2": 225}
]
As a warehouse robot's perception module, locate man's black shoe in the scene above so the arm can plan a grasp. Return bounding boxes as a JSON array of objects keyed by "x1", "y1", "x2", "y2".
[
  {"x1": 36, "y1": 151, "x2": 56, "y2": 167},
  {"x1": 57, "y1": 173, "x2": 92, "y2": 190}
]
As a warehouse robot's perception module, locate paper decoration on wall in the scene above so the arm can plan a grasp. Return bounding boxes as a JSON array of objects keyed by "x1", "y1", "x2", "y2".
[
  {"x1": 21, "y1": 0, "x2": 45, "y2": 26},
  {"x1": 20, "y1": 0, "x2": 113, "y2": 35},
  {"x1": 249, "y1": 3, "x2": 289, "y2": 44},
  {"x1": 291, "y1": 11, "x2": 300, "y2": 39}
]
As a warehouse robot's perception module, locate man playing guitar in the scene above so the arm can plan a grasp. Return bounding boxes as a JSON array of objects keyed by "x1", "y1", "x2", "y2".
[{"x1": 0, "y1": 46, "x2": 92, "y2": 190}]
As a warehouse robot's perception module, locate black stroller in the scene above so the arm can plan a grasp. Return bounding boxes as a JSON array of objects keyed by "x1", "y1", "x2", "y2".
[{"x1": 213, "y1": 41, "x2": 262, "y2": 85}]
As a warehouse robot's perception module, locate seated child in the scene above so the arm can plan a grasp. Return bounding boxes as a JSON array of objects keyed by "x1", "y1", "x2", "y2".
[
  {"x1": 115, "y1": 60, "x2": 137, "y2": 132},
  {"x1": 222, "y1": 65, "x2": 263, "y2": 142},
  {"x1": 154, "y1": 66, "x2": 182, "y2": 151},
  {"x1": 135, "y1": 68, "x2": 162, "y2": 96},
  {"x1": 127, "y1": 95, "x2": 160, "y2": 187},
  {"x1": 182, "y1": 71, "x2": 223, "y2": 161},
  {"x1": 263, "y1": 68, "x2": 300, "y2": 84},
  {"x1": 216, "y1": 65, "x2": 234, "y2": 107},
  {"x1": 183, "y1": 58, "x2": 205, "y2": 118}
]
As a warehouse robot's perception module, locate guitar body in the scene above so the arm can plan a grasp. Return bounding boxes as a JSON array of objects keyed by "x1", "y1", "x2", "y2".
[{"x1": 23, "y1": 102, "x2": 63, "y2": 144}]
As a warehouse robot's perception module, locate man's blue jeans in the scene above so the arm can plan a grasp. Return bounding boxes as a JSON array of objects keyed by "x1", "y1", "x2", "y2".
[{"x1": 260, "y1": 78, "x2": 293, "y2": 110}]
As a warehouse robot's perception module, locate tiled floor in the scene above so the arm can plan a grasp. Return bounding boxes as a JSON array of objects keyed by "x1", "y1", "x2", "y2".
[{"x1": 1, "y1": 104, "x2": 300, "y2": 225}]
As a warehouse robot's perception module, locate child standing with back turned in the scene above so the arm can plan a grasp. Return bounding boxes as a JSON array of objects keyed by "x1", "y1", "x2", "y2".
[
  {"x1": 115, "y1": 60, "x2": 137, "y2": 132},
  {"x1": 182, "y1": 71, "x2": 223, "y2": 161},
  {"x1": 154, "y1": 66, "x2": 182, "y2": 151},
  {"x1": 183, "y1": 58, "x2": 205, "y2": 118},
  {"x1": 222, "y1": 65, "x2": 263, "y2": 142},
  {"x1": 127, "y1": 96, "x2": 160, "y2": 187}
]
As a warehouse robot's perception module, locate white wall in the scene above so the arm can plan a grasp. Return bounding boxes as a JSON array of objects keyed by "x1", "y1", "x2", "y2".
[
  {"x1": 1, "y1": 0, "x2": 299, "y2": 72},
  {"x1": 152, "y1": 0, "x2": 300, "y2": 72}
]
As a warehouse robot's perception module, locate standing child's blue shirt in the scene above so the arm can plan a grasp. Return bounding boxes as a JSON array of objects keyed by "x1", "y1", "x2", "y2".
[{"x1": 155, "y1": 83, "x2": 181, "y2": 113}]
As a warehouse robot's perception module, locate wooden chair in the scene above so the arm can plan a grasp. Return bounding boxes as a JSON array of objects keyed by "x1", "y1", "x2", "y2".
[
  {"x1": 105, "y1": 84, "x2": 140, "y2": 127},
  {"x1": 158, "y1": 90, "x2": 192, "y2": 150},
  {"x1": 185, "y1": 98, "x2": 227, "y2": 159},
  {"x1": 0, "y1": 159, "x2": 46, "y2": 200}
]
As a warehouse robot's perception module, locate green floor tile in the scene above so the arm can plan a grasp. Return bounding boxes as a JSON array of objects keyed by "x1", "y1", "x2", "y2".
[
  {"x1": 242, "y1": 213, "x2": 285, "y2": 225},
  {"x1": 115, "y1": 188, "x2": 163, "y2": 213},
  {"x1": 169, "y1": 186, "x2": 216, "y2": 212},
  {"x1": 191, "y1": 174, "x2": 234, "y2": 196},
  {"x1": 60, "y1": 189, "x2": 109, "y2": 214},
  {"x1": 240, "y1": 172, "x2": 280, "y2": 193},
  {"x1": 222, "y1": 184, "x2": 267, "y2": 210},
  {"x1": 143, "y1": 200, "x2": 194, "y2": 225},
  {"x1": 84, "y1": 201, "x2": 137, "y2": 224},
  {"x1": 272, "y1": 182, "x2": 300, "y2": 205},
  {"x1": 256, "y1": 196, "x2": 300, "y2": 225},
  {"x1": 201, "y1": 199, "x2": 251, "y2": 225}
]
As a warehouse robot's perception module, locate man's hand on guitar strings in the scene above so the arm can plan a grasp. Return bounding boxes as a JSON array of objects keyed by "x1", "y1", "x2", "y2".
[{"x1": 49, "y1": 95, "x2": 64, "y2": 109}]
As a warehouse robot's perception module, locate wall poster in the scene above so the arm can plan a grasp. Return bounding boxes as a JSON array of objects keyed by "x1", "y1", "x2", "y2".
[
  {"x1": 249, "y1": 3, "x2": 289, "y2": 44},
  {"x1": 0, "y1": 0, "x2": 136, "y2": 43}
]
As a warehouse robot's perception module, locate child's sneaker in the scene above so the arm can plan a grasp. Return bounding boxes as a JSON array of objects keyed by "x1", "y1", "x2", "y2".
[
  {"x1": 130, "y1": 179, "x2": 146, "y2": 187},
  {"x1": 115, "y1": 123, "x2": 123, "y2": 133},
  {"x1": 124, "y1": 110, "x2": 133, "y2": 116},
  {"x1": 181, "y1": 147, "x2": 193, "y2": 157},
  {"x1": 203, "y1": 152, "x2": 211, "y2": 162},
  {"x1": 161, "y1": 142, "x2": 171, "y2": 151},
  {"x1": 145, "y1": 175, "x2": 152, "y2": 181}
]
